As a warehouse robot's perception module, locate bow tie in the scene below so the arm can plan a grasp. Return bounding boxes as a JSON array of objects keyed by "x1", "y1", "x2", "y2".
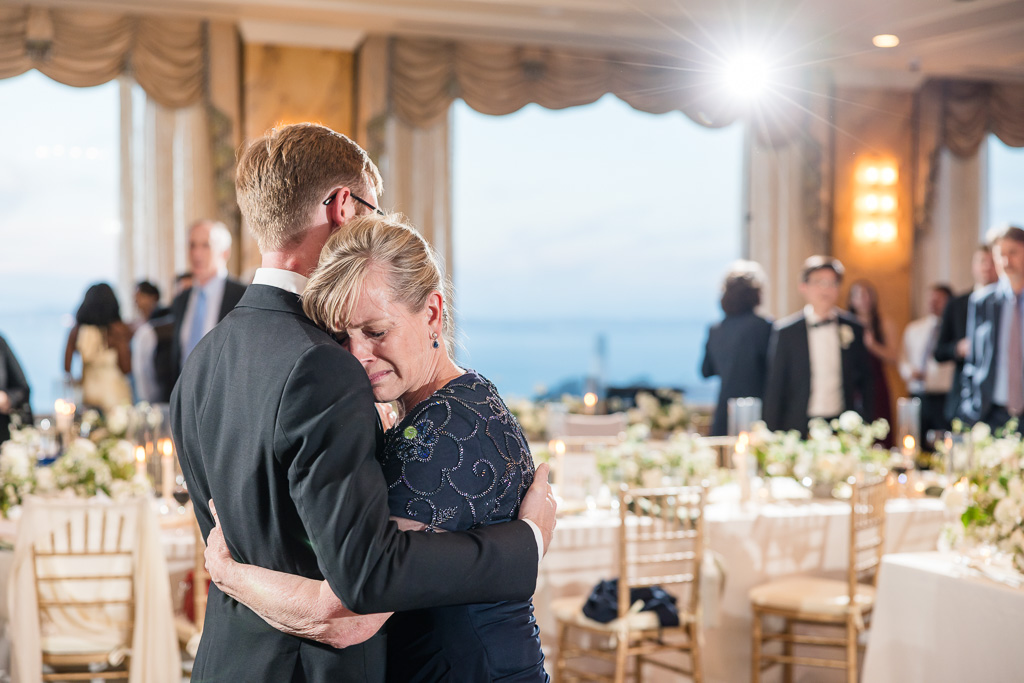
[{"x1": 809, "y1": 318, "x2": 837, "y2": 328}]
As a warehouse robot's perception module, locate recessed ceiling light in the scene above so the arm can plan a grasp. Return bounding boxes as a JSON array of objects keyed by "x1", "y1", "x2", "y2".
[{"x1": 873, "y1": 34, "x2": 900, "y2": 48}]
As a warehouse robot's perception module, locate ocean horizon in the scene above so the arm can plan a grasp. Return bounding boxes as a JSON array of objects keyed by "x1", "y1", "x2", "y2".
[{"x1": 1, "y1": 310, "x2": 721, "y2": 415}]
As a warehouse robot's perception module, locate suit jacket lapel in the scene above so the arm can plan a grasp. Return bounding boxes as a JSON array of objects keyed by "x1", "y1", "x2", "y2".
[{"x1": 795, "y1": 316, "x2": 812, "y2": 393}]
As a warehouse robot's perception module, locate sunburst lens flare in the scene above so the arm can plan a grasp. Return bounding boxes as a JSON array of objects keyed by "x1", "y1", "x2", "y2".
[{"x1": 722, "y1": 52, "x2": 772, "y2": 99}]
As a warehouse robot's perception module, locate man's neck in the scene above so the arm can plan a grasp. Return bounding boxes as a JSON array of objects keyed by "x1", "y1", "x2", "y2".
[
  {"x1": 261, "y1": 253, "x2": 317, "y2": 277},
  {"x1": 809, "y1": 305, "x2": 834, "y2": 320}
]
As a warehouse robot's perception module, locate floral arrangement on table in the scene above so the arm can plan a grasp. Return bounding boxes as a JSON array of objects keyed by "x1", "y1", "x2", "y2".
[
  {"x1": 621, "y1": 390, "x2": 691, "y2": 437},
  {"x1": 595, "y1": 424, "x2": 719, "y2": 489},
  {"x1": 748, "y1": 411, "x2": 891, "y2": 495},
  {"x1": 507, "y1": 398, "x2": 550, "y2": 442},
  {"x1": 0, "y1": 403, "x2": 159, "y2": 518},
  {"x1": 940, "y1": 420, "x2": 1024, "y2": 571}
]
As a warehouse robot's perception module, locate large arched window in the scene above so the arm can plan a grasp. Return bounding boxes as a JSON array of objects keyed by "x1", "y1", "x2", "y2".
[
  {"x1": 988, "y1": 136, "x2": 1024, "y2": 229},
  {"x1": 451, "y1": 95, "x2": 744, "y2": 404},
  {"x1": 0, "y1": 72, "x2": 120, "y2": 415}
]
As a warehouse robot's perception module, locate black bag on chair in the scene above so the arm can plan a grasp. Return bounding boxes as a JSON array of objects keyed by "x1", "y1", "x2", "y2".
[{"x1": 582, "y1": 578, "x2": 680, "y2": 627}]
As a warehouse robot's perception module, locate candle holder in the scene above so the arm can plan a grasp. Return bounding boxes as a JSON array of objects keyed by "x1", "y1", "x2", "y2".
[
  {"x1": 896, "y1": 397, "x2": 921, "y2": 467},
  {"x1": 728, "y1": 397, "x2": 762, "y2": 436}
]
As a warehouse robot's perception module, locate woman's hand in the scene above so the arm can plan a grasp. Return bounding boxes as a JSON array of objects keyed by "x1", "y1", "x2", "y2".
[{"x1": 204, "y1": 500, "x2": 239, "y2": 594}]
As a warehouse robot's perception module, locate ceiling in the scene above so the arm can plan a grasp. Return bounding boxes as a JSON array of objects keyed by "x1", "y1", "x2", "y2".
[{"x1": 26, "y1": 0, "x2": 1024, "y2": 87}]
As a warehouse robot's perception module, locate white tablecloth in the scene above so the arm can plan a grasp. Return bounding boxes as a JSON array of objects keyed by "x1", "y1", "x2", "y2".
[
  {"x1": 862, "y1": 552, "x2": 1024, "y2": 683},
  {"x1": 538, "y1": 495, "x2": 949, "y2": 682}
]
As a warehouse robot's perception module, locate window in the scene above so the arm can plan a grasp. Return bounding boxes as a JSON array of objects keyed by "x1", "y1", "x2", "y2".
[
  {"x1": 988, "y1": 135, "x2": 1024, "y2": 230},
  {"x1": 452, "y1": 95, "x2": 744, "y2": 403},
  {"x1": 0, "y1": 71, "x2": 120, "y2": 415}
]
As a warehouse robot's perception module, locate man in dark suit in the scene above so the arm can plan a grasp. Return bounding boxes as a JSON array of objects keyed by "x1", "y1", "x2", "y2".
[
  {"x1": 934, "y1": 245, "x2": 997, "y2": 422},
  {"x1": 0, "y1": 333, "x2": 31, "y2": 443},
  {"x1": 764, "y1": 256, "x2": 874, "y2": 435},
  {"x1": 171, "y1": 123, "x2": 555, "y2": 681},
  {"x1": 960, "y1": 225, "x2": 1024, "y2": 428},
  {"x1": 168, "y1": 219, "x2": 246, "y2": 388}
]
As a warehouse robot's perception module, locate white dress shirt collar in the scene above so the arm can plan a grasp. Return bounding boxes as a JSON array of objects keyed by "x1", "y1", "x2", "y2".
[
  {"x1": 252, "y1": 268, "x2": 308, "y2": 296},
  {"x1": 804, "y1": 305, "x2": 839, "y2": 326}
]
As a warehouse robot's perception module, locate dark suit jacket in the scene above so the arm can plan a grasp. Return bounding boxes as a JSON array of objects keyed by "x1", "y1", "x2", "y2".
[
  {"x1": 763, "y1": 311, "x2": 874, "y2": 434},
  {"x1": 701, "y1": 312, "x2": 773, "y2": 436},
  {"x1": 168, "y1": 276, "x2": 246, "y2": 389},
  {"x1": 934, "y1": 291, "x2": 971, "y2": 421},
  {"x1": 959, "y1": 283, "x2": 1009, "y2": 423},
  {"x1": 0, "y1": 334, "x2": 31, "y2": 443},
  {"x1": 171, "y1": 285, "x2": 537, "y2": 681}
]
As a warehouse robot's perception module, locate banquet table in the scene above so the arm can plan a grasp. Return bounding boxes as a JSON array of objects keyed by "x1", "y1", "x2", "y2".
[
  {"x1": 861, "y1": 552, "x2": 1024, "y2": 683},
  {"x1": 537, "y1": 492, "x2": 949, "y2": 682}
]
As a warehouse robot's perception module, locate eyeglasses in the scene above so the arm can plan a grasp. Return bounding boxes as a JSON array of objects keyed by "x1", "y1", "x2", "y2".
[{"x1": 323, "y1": 191, "x2": 385, "y2": 216}]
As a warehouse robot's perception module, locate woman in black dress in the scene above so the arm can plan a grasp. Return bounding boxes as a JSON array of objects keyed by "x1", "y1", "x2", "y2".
[
  {"x1": 203, "y1": 214, "x2": 547, "y2": 681},
  {"x1": 700, "y1": 262, "x2": 773, "y2": 436}
]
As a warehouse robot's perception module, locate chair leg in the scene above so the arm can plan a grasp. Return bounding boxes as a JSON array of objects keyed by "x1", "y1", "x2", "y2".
[
  {"x1": 554, "y1": 621, "x2": 569, "y2": 683},
  {"x1": 751, "y1": 608, "x2": 762, "y2": 683},
  {"x1": 783, "y1": 618, "x2": 793, "y2": 683},
  {"x1": 614, "y1": 632, "x2": 629, "y2": 683},
  {"x1": 691, "y1": 622, "x2": 704, "y2": 683},
  {"x1": 846, "y1": 618, "x2": 858, "y2": 683}
]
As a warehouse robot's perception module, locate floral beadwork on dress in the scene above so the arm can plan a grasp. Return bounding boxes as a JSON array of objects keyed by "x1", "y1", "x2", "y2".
[{"x1": 379, "y1": 370, "x2": 536, "y2": 531}]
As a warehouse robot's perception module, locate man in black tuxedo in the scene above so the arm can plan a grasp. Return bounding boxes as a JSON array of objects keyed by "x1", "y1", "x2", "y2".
[
  {"x1": 960, "y1": 225, "x2": 1024, "y2": 429},
  {"x1": 168, "y1": 219, "x2": 247, "y2": 391},
  {"x1": 171, "y1": 123, "x2": 554, "y2": 681},
  {"x1": 934, "y1": 245, "x2": 997, "y2": 422},
  {"x1": 0, "y1": 333, "x2": 31, "y2": 443},
  {"x1": 763, "y1": 256, "x2": 874, "y2": 435}
]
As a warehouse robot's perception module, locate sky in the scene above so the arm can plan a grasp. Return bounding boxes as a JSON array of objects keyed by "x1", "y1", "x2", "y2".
[{"x1": 1, "y1": 72, "x2": 1023, "y2": 408}]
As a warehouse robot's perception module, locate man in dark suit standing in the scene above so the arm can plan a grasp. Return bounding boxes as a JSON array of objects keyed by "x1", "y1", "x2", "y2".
[
  {"x1": 168, "y1": 219, "x2": 246, "y2": 388},
  {"x1": 764, "y1": 256, "x2": 874, "y2": 435},
  {"x1": 171, "y1": 123, "x2": 555, "y2": 682},
  {"x1": 934, "y1": 245, "x2": 997, "y2": 422},
  {"x1": 960, "y1": 225, "x2": 1024, "y2": 428}
]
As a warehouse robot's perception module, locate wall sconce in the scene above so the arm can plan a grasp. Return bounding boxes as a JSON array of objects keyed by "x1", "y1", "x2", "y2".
[{"x1": 853, "y1": 160, "x2": 898, "y2": 243}]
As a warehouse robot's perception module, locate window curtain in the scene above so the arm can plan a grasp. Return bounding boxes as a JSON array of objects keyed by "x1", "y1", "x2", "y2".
[{"x1": 0, "y1": 6, "x2": 240, "y2": 310}]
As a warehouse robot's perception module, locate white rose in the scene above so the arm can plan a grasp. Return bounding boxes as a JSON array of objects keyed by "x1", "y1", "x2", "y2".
[
  {"x1": 838, "y1": 411, "x2": 863, "y2": 432},
  {"x1": 942, "y1": 483, "x2": 967, "y2": 512},
  {"x1": 971, "y1": 422, "x2": 992, "y2": 442},
  {"x1": 106, "y1": 406, "x2": 130, "y2": 436},
  {"x1": 0, "y1": 442, "x2": 32, "y2": 479},
  {"x1": 108, "y1": 440, "x2": 136, "y2": 466},
  {"x1": 34, "y1": 467, "x2": 55, "y2": 492},
  {"x1": 839, "y1": 325, "x2": 854, "y2": 349},
  {"x1": 994, "y1": 497, "x2": 1020, "y2": 528}
]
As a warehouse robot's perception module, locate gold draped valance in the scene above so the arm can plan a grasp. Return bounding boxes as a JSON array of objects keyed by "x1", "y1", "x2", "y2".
[
  {"x1": 915, "y1": 78, "x2": 1024, "y2": 234},
  {"x1": 0, "y1": 6, "x2": 204, "y2": 108}
]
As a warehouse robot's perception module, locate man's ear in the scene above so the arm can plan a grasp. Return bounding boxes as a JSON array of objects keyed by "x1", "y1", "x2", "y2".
[{"x1": 326, "y1": 187, "x2": 353, "y2": 228}]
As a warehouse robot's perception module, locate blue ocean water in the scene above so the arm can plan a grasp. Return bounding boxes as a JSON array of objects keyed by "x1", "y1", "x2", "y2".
[
  {"x1": 0, "y1": 309, "x2": 75, "y2": 415},
  {"x1": 1, "y1": 311, "x2": 722, "y2": 414},
  {"x1": 455, "y1": 318, "x2": 718, "y2": 404}
]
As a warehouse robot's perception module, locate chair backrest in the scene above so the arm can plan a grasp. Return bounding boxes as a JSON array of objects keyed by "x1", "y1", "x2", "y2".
[
  {"x1": 29, "y1": 499, "x2": 138, "y2": 653},
  {"x1": 847, "y1": 476, "x2": 887, "y2": 598},
  {"x1": 698, "y1": 436, "x2": 738, "y2": 468},
  {"x1": 555, "y1": 412, "x2": 628, "y2": 439},
  {"x1": 617, "y1": 485, "x2": 706, "y2": 621}
]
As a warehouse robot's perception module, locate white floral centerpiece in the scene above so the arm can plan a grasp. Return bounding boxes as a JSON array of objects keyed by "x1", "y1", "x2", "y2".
[
  {"x1": 0, "y1": 427, "x2": 41, "y2": 516},
  {"x1": 624, "y1": 390, "x2": 691, "y2": 437},
  {"x1": 940, "y1": 420, "x2": 1024, "y2": 571},
  {"x1": 596, "y1": 424, "x2": 719, "y2": 488},
  {"x1": 750, "y1": 411, "x2": 890, "y2": 496}
]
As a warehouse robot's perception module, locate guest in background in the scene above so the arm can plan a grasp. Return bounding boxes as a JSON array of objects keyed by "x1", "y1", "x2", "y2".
[
  {"x1": 764, "y1": 256, "x2": 873, "y2": 435},
  {"x1": 960, "y1": 225, "x2": 1024, "y2": 429},
  {"x1": 131, "y1": 280, "x2": 173, "y2": 403},
  {"x1": 0, "y1": 333, "x2": 32, "y2": 443},
  {"x1": 847, "y1": 279, "x2": 899, "y2": 444},
  {"x1": 700, "y1": 261, "x2": 773, "y2": 436},
  {"x1": 174, "y1": 271, "x2": 193, "y2": 297},
  {"x1": 64, "y1": 283, "x2": 132, "y2": 413},
  {"x1": 900, "y1": 284, "x2": 955, "y2": 447},
  {"x1": 169, "y1": 220, "x2": 246, "y2": 385},
  {"x1": 935, "y1": 245, "x2": 998, "y2": 422}
]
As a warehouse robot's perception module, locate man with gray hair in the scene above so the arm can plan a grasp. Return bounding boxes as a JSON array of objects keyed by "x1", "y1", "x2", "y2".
[{"x1": 169, "y1": 219, "x2": 246, "y2": 385}]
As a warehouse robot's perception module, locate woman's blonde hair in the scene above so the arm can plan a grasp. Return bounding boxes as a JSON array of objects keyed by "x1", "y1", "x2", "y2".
[{"x1": 302, "y1": 213, "x2": 453, "y2": 348}]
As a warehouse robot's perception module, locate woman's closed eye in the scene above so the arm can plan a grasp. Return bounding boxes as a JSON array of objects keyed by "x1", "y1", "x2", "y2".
[{"x1": 365, "y1": 330, "x2": 387, "y2": 339}]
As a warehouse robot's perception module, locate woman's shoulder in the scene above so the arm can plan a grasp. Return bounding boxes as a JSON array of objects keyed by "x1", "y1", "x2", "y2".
[{"x1": 406, "y1": 370, "x2": 508, "y2": 423}]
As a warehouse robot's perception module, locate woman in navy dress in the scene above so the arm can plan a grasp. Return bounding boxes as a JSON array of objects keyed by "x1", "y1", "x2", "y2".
[
  {"x1": 700, "y1": 262, "x2": 773, "y2": 436},
  {"x1": 203, "y1": 214, "x2": 547, "y2": 682}
]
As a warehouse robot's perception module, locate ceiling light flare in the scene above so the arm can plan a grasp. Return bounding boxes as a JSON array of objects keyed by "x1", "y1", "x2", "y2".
[
  {"x1": 722, "y1": 52, "x2": 772, "y2": 99},
  {"x1": 872, "y1": 34, "x2": 900, "y2": 48}
]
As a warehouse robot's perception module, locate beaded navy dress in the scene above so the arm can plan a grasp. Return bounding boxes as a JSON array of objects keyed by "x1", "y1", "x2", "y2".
[{"x1": 380, "y1": 370, "x2": 548, "y2": 682}]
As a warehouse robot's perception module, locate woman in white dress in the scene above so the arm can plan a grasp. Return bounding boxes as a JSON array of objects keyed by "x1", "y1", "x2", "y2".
[{"x1": 63, "y1": 283, "x2": 132, "y2": 413}]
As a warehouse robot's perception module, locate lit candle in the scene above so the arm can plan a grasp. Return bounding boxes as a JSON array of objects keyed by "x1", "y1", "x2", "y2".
[
  {"x1": 54, "y1": 399, "x2": 75, "y2": 444},
  {"x1": 135, "y1": 445, "x2": 146, "y2": 478},
  {"x1": 583, "y1": 392, "x2": 598, "y2": 415},
  {"x1": 160, "y1": 439, "x2": 174, "y2": 501},
  {"x1": 550, "y1": 439, "x2": 566, "y2": 491},
  {"x1": 902, "y1": 434, "x2": 916, "y2": 462},
  {"x1": 734, "y1": 431, "x2": 750, "y2": 502}
]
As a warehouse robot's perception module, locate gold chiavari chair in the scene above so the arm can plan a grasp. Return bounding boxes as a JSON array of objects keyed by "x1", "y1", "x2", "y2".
[
  {"x1": 749, "y1": 475, "x2": 888, "y2": 683},
  {"x1": 552, "y1": 485, "x2": 707, "y2": 682},
  {"x1": 32, "y1": 506, "x2": 137, "y2": 681}
]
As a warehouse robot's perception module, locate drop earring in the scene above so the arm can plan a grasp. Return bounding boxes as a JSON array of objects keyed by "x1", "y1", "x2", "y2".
[{"x1": 431, "y1": 332, "x2": 439, "y2": 349}]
